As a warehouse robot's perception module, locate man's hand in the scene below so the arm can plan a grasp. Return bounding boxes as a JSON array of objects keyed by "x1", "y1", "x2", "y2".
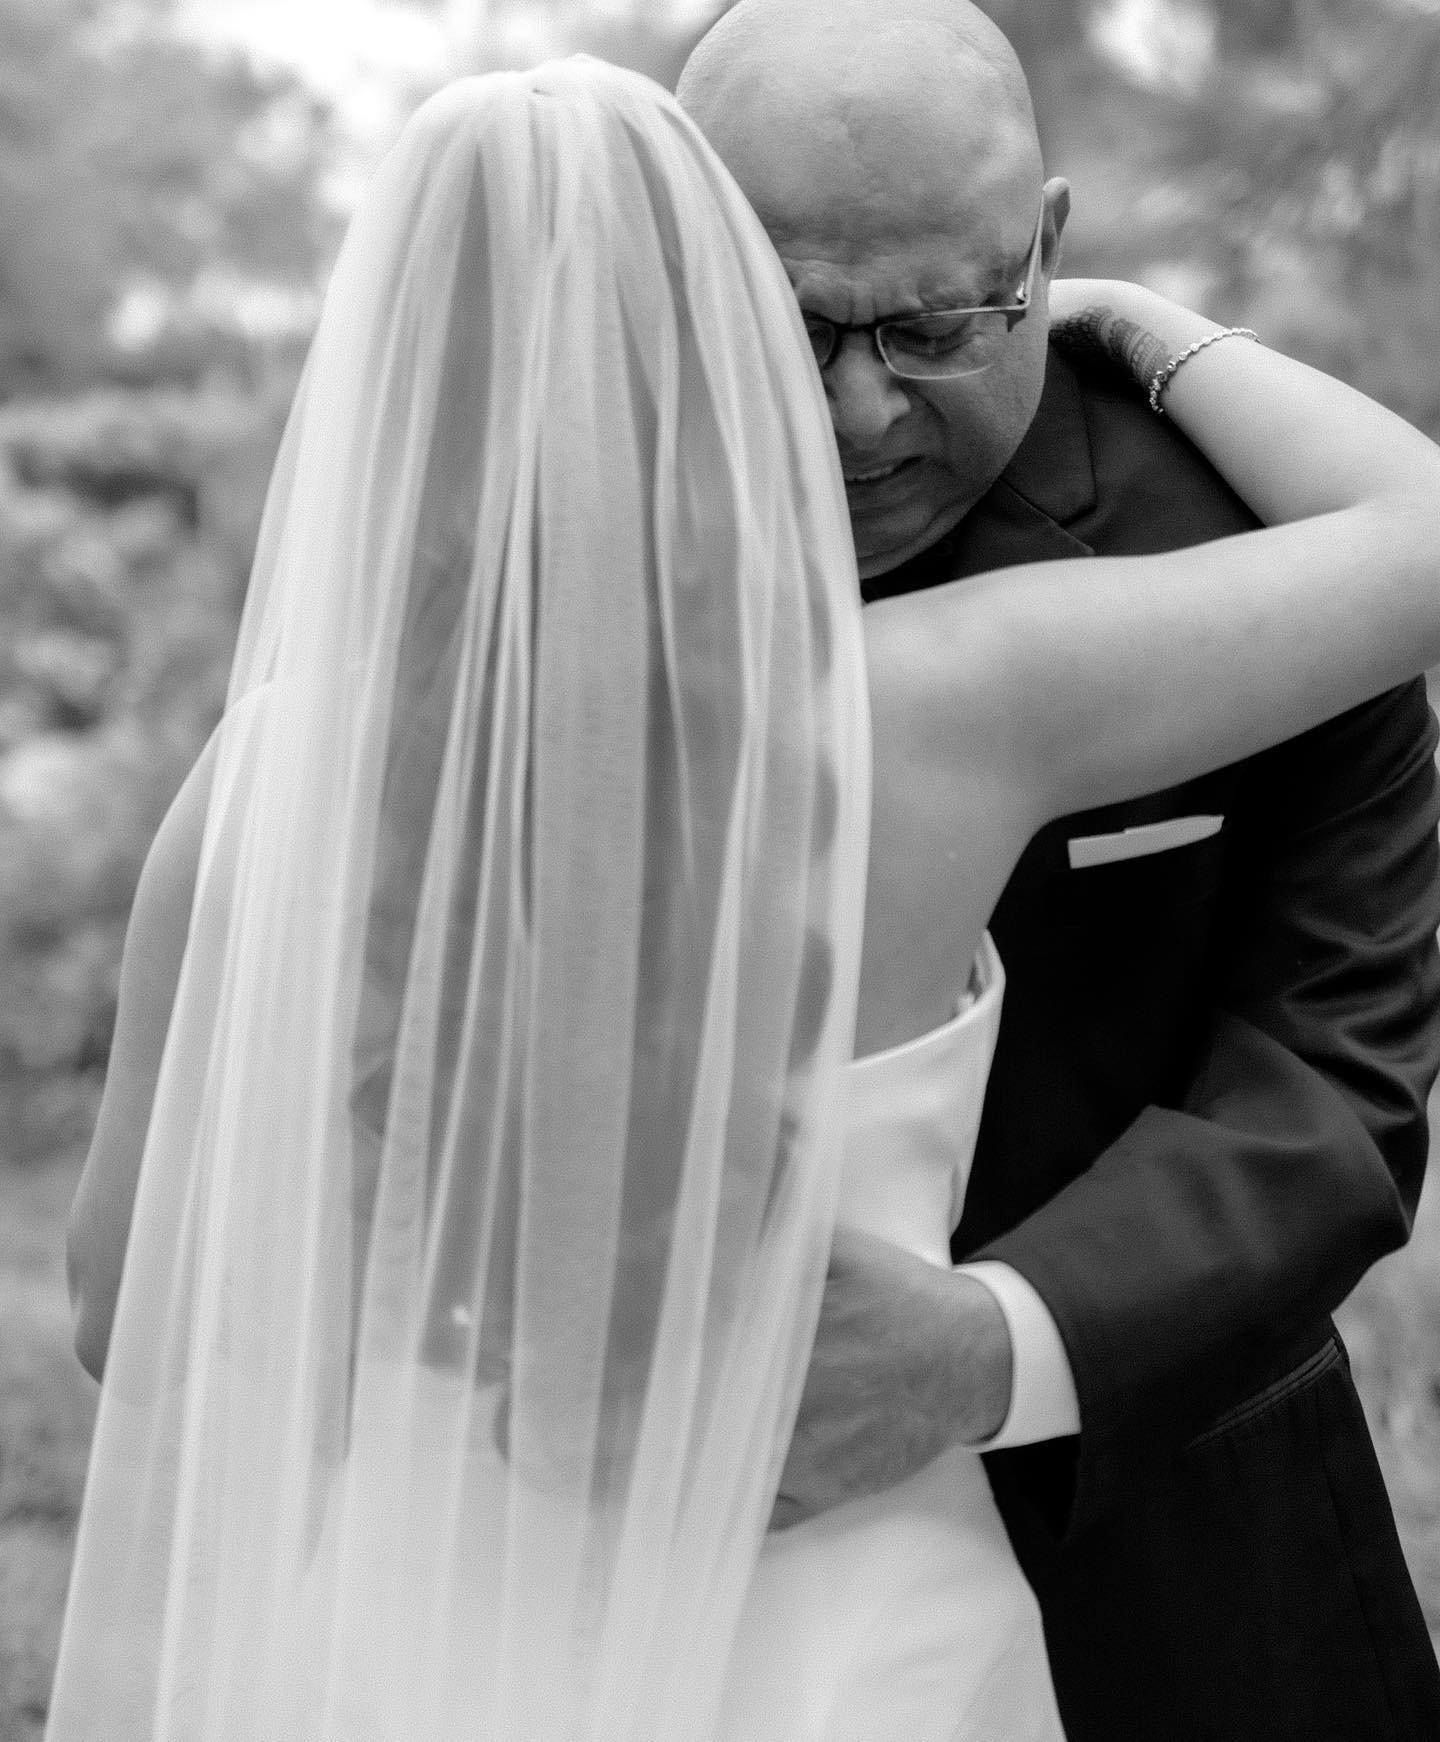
[{"x1": 770, "y1": 1225, "x2": 1013, "y2": 1529}]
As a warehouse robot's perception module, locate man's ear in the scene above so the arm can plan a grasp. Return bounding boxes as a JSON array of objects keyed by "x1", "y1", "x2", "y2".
[{"x1": 1041, "y1": 177, "x2": 1071, "y2": 279}]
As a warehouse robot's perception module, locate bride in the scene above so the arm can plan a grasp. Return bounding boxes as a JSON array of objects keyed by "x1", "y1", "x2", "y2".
[{"x1": 54, "y1": 60, "x2": 1440, "y2": 1742}]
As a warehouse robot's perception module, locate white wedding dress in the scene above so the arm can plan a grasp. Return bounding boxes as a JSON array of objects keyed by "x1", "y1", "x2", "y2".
[
  {"x1": 270, "y1": 935, "x2": 1063, "y2": 1742},
  {"x1": 718, "y1": 934, "x2": 1066, "y2": 1742}
]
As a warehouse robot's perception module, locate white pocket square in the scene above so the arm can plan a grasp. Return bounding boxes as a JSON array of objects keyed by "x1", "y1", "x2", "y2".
[{"x1": 1067, "y1": 814, "x2": 1224, "y2": 870}]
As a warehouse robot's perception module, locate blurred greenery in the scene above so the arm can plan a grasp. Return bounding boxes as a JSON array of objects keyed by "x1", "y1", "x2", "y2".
[
  {"x1": 0, "y1": 0, "x2": 1437, "y2": 1730},
  {"x1": 1044, "y1": 0, "x2": 1440, "y2": 440},
  {"x1": 0, "y1": 0, "x2": 334, "y2": 1160},
  {"x1": 2, "y1": 0, "x2": 1436, "y2": 1160}
]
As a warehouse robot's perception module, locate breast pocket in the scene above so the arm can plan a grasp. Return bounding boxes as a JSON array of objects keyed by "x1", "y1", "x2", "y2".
[
  {"x1": 1062, "y1": 816, "x2": 1229, "y2": 914},
  {"x1": 996, "y1": 816, "x2": 1234, "y2": 1116}
]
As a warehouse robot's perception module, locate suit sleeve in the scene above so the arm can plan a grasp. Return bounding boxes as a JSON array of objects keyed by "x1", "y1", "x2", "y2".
[{"x1": 976, "y1": 674, "x2": 1440, "y2": 1536}]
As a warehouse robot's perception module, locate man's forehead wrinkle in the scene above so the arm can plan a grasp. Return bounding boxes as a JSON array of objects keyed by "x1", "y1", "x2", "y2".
[
  {"x1": 761, "y1": 105, "x2": 1036, "y2": 264},
  {"x1": 780, "y1": 224, "x2": 1017, "y2": 321}
]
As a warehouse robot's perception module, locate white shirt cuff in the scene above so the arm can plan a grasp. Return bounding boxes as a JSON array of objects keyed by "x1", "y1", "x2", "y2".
[{"x1": 955, "y1": 1259, "x2": 1080, "y2": 1449}]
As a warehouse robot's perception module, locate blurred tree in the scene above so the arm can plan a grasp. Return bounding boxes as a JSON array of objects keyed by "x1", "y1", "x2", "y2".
[
  {"x1": 1194, "y1": 0, "x2": 1440, "y2": 435},
  {"x1": 0, "y1": 0, "x2": 336, "y2": 394},
  {"x1": 2, "y1": 0, "x2": 1436, "y2": 1169},
  {"x1": 439, "y1": 0, "x2": 721, "y2": 85},
  {"x1": 0, "y1": 0, "x2": 332, "y2": 1159},
  {"x1": 0, "y1": 380, "x2": 295, "y2": 1159},
  {"x1": 1070, "y1": 0, "x2": 1440, "y2": 436}
]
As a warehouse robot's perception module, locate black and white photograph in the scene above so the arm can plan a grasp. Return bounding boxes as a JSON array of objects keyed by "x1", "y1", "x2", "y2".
[{"x1": 1, "y1": 1, "x2": 1438, "y2": 1737}]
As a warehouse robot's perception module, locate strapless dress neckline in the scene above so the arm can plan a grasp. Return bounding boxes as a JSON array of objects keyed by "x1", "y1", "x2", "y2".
[{"x1": 839, "y1": 932, "x2": 1005, "y2": 1266}]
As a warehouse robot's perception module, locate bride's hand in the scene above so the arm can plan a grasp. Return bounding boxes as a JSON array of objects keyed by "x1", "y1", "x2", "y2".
[{"x1": 1047, "y1": 278, "x2": 1183, "y2": 396}]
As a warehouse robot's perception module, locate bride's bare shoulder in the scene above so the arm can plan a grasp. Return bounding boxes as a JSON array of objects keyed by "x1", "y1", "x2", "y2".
[
  {"x1": 93, "y1": 683, "x2": 274, "y2": 1119},
  {"x1": 67, "y1": 707, "x2": 229, "y2": 1375},
  {"x1": 141, "y1": 685, "x2": 273, "y2": 913}
]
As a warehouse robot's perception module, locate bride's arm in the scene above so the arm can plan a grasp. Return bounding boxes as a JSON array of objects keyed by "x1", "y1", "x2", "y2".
[{"x1": 872, "y1": 284, "x2": 1440, "y2": 823}]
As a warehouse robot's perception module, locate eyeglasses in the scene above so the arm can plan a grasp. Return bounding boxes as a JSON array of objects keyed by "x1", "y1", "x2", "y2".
[{"x1": 802, "y1": 199, "x2": 1047, "y2": 382}]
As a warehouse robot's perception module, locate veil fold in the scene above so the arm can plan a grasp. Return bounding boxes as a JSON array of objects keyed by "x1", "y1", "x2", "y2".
[{"x1": 47, "y1": 60, "x2": 870, "y2": 1742}]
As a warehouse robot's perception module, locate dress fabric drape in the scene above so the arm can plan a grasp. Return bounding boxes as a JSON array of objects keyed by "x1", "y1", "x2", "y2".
[{"x1": 46, "y1": 61, "x2": 870, "y2": 1742}]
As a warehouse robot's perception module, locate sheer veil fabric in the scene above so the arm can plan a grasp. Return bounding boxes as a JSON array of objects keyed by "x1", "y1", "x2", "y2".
[{"x1": 47, "y1": 62, "x2": 871, "y2": 1742}]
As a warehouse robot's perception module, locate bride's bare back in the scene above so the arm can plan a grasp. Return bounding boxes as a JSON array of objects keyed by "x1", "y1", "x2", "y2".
[{"x1": 856, "y1": 639, "x2": 1033, "y2": 1054}]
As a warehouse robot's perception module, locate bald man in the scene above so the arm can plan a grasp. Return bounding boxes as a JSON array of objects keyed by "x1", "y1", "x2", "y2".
[{"x1": 678, "y1": 4, "x2": 1440, "y2": 1738}]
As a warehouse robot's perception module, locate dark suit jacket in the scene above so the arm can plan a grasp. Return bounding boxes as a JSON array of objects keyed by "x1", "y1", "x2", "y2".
[{"x1": 864, "y1": 344, "x2": 1440, "y2": 1740}]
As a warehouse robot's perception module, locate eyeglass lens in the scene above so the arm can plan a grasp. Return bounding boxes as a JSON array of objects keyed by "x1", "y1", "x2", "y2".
[{"x1": 805, "y1": 308, "x2": 1012, "y2": 379}]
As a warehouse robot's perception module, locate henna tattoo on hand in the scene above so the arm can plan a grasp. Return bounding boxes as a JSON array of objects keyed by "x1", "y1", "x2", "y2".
[{"x1": 1051, "y1": 305, "x2": 1171, "y2": 395}]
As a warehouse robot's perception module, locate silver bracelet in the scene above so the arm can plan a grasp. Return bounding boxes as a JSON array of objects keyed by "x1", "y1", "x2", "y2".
[{"x1": 1148, "y1": 327, "x2": 1259, "y2": 414}]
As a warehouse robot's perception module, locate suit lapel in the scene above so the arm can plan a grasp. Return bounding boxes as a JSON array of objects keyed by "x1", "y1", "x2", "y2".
[
  {"x1": 860, "y1": 346, "x2": 1097, "y2": 603},
  {"x1": 942, "y1": 476, "x2": 1093, "y2": 580},
  {"x1": 949, "y1": 347, "x2": 1100, "y2": 577}
]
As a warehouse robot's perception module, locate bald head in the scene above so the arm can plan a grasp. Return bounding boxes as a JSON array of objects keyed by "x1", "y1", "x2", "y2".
[
  {"x1": 678, "y1": 0, "x2": 1034, "y2": 130},
  {"x1": 677, "y1": 0, "x2": 1067, "y2": 580},
  {"x1": 677, "y1": 0, "x2": 1039, "y2": 236}
]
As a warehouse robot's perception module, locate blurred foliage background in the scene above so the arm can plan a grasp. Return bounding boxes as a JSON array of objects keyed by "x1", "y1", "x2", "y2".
[
  {"x1": 3, "y1": 0, "x2": 1438, "y2": 1164},
  {"x1": 0, "y1": 0, "x2": 1437, "y2": 1730}
]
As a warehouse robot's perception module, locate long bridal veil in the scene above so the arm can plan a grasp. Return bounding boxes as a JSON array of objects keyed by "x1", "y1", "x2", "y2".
[{"x1": 47, "y1": 61, "x2": 870, "y2": 1742}]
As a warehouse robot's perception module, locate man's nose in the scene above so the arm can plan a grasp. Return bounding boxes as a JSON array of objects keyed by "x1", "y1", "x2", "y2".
[{"x1": 824, "y1": 336, "x2": 912, "y2": 448}]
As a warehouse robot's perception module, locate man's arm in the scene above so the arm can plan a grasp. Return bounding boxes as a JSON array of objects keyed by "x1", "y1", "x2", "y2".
[{"x1": 979, "y1": 676, "x2": 1440, "y2": 1534}]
